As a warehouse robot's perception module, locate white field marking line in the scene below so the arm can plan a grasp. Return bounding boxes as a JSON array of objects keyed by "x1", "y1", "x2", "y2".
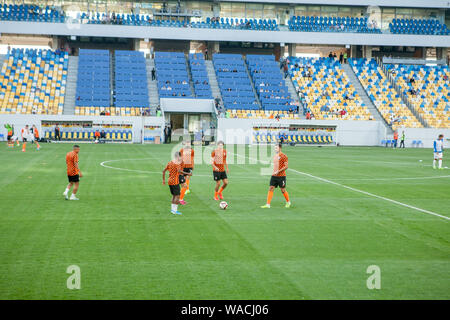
[
  {"x1": 100, "y1": 159, "x2": 450, "y2": 182},
  {"x1": 229, "y1": 151, "x2": 450, "y2": 221},
  {"x1": 100, "y1": 159, "x2": 210, "y2": 177},
  {"x1": 331, "y1": 175, "x2": 450, "y2": 181}
]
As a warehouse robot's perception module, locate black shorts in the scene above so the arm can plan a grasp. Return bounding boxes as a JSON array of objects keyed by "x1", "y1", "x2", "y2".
[
  {"x1": 68, "y1": 175, "x2": 80, "y2": 183},
  {"x1": 270, "y1": 176, "x2": 286, "y2": 188},
  {"x1": 22, "y1": 138, "x2": 27, "y2": 142},
  {"x1": 7, "y1": 135, "x2": 12, "y2": 141},
  {"x1": 183, "y1": 167, "x2": 193, "y2": 175},
  {"x1": 213, "y1": 171, "x2": 227, "y2": 181},
  {"x1": 179, "y1": 174, "x2": 186, "y2": 184},
  {"x1": 169, "y1": 184, "x2": 181, "y2": 196}
]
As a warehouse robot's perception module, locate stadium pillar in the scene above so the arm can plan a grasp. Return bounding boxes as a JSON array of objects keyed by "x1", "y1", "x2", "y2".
[
  {"x1": 51, "y1": 36, "x2": 59, "y2": 51},
  {"x1": 350, "y1": 45, "x2": 357, "y2": 58},
  {"x1": 436, "y1": 47, "x2": 448, "y2": 62},
  {"x1": 280, "y1": 43, "x2": 286, "y2": 58},
  {"x1": 208, "y1": 42, "x2": 219, "y2": 55},
  {"x1": 288, "y1": 44, "x2": 297, "y2": 57},
  {"x1": 363, "y1": 46, "x2": 372, "y2": 59},
  {"x1": 133, "y1": 39, "x2": 140, "y2": 51}
]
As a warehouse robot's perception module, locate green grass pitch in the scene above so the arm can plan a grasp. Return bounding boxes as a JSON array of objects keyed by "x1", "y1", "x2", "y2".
[{"x1": 0, "y1": 142, "x2": 449, "y2": 299}]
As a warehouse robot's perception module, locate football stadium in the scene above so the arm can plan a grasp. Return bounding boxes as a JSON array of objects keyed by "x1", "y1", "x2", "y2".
[{"x1": 0, "y1": 0, "x2": 449, "y2": 305}]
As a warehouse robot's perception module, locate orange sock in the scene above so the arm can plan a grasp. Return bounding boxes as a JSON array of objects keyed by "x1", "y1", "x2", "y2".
[
  {"x1": 180, "y1": 187, "x2": 187, "y2": 200},
  {"x1": 266, "y1": 190, "x2": 274, "y2": 205},
  {"x1": 36, "y1": 142, "x2": 40, "y2": 149},
  {"x1": 214, "y1": 191, "x2": 219, "y2": 198},
  {"x1": 218, "y1": 187, "x2": 224, "y2": 194},
  {"x1": 22, "y1": 142, "x2": 26, "y2": 151},
  {"x1": 186, "y1": 179, "x2": 190, "y2": 189},
  {"x1": 283, "y1": 191, "x2": 290, "y2": 202}
]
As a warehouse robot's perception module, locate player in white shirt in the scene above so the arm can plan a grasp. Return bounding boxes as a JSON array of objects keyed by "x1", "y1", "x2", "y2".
[{"x1": 433, "y1": 134, "x2": 444, "y2": 169}]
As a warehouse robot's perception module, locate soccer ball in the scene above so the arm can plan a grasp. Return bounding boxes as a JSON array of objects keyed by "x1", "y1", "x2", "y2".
[
  {"x1": 219, "y1": 201, "x2": 228, "y2": 210},
  {"x1": 95, "y1": 139, "x2": 99, "y2": 144}
]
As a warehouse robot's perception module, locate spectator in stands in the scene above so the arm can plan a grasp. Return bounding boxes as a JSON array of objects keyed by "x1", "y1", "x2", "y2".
[
  {"x1": 328, "y1": 52, "x2": 333, "y2": 59},
  {"x1": 151, "y1": 67, "x2": 156, "y2": 81},
  {"x1": 339, "y1": 52, "x2": 343, "y2": 64},
  {"x1": 306, "y1": 111, "x2": 311, "y2": 120},
  {"x1": 409, "y1": 76, "x2": 415, "y2": 84},
  {"x1": 106, "y1": 110, "x2": 110, "y2": 116},
  {"x1": 333, "y1": 53, "x2": 337, "y2": 59},
  {"x1": 156, "y1": 105, "x2": 162, "y2": 117},
  {"x1": 320, "y1": 105, "x2": 329, "y2": 112},
  {"x1": 289, "y1": 107, "x2": 293, "y2": 114},
  {"x1": 205, "y1": 48, "x2": 208, "y2": 60},
  {"x1": 283, "y1": 63, "x2": 289, "y2": 78},
  {"x1": 100, "y1": 110, "x2": 106, "y2": 116},
  {"x1": 409, "y1": 88, "x2": 417, "y2": 96}
]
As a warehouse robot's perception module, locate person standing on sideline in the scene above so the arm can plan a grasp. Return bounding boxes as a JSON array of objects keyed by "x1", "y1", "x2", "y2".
[
  {"x1": 339, "y1": 52, "x2": 343, "y2": 64},
  {"x1": 63, "y1": 145, "x2": 82, "y2": 200},
  {"x1": 343, "y1": 52, "x2": 348, "y2": 64},
  {"x1": 433, "y1": 134, "x2": 444, "y2": 169},
  {"x1": 393, "y1": 130, "x2": 398, "y2": 148},
  {"x1": 167, "y1": 125, "x2": 172, "y2": 143},
  {"x1": 55, "y1": 125, "x2": 61, "y2": 141},
  {"x1": 399, "y1": 131, "x2": 406, "y2": 148},
  {"x1": 32, "y1": 125, "x2": 41, "y2": 150}
]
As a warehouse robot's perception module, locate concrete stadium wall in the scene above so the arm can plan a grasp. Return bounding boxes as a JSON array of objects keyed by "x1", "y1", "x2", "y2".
[
  {"x1": 217, "y1": 118, "x2": 386, "y2": 146},
  {"x1": 225, "y1": 0, "x2": 449, "y2": 8},
  {"x1": 1, "y1": 21, "x2": 450, "y2": 47},
  {"x1": 402, "y1": 128, "x2": 450, "y2": 148},
  {"x1": 160, "y1": 98, "x2": 215, "y2": 113},
  {"x1": 0, "y1": 114, "x2": 165, "y2": 143},
  {"x1": 1, "y1": 114, "x2": 448, "y2": 148}
]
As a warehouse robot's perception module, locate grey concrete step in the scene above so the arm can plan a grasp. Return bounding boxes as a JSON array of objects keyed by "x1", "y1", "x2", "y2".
[
  {"x1": 205, "y1": 60, "x2": 222, "y2": 102},
  {"x1": 279, "y1": 61, "x2": 304, "y2": 119},
  {"x1": 63, "y1": 56, "x2": 78, "y2": 115},
  {"x1": 146, "y1": 59, "x2": 160, "y2": 111},
  {"x1": 185, "y1": 56, "x2": 196, "y2": 97}
]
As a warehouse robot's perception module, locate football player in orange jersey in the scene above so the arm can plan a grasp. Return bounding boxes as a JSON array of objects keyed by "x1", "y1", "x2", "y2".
[
  {"x1": 63, "y1": 145, "x2": 83, "y2": 200},
  {"x1": 261, "y1": 144, "x2": 291, "y2": 208},
  {"x1": 179, "y1": 141, "x2": 194, "y2": 205},
  {"x1": 163, "y1": 151, "x2": 192, "y2": 215},
  {"x1": 211, "y1": 141, "x2": 229, "y2": 201}
]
